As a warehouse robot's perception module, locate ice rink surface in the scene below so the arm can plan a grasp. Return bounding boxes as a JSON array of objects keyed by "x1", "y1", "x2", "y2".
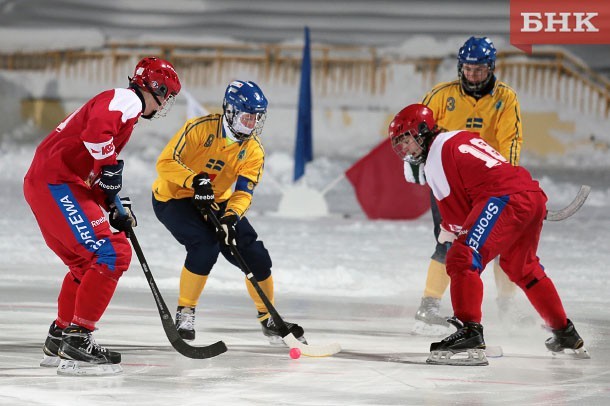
[
  {"x1": 1, "y1": 172, "x2": 609, "y2": 405},
  {"x1": 0, "y1": 277, "x2": 608, "y2": 406}
]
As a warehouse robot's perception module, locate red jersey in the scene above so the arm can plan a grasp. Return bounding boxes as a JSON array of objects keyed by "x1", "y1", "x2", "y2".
[
  {"x1": 26, "y1": 88, "x2": 142, "y2": 183},
  {"x1": 424, "y1": 130, "x2": 542, "y2": 233}
]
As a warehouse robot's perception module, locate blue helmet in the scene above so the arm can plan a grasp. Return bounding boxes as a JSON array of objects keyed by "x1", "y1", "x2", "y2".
[
  {"x1": 457, "y1": 36, "x2": 497, "y2": 92},
  {"x1": 223, "y1": 80, "x2": 268, "y2": 140}
]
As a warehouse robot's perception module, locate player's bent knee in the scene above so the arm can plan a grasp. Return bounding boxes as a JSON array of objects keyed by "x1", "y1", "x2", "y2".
[
  {"x1": 445, "y1": 242, "x2": 483, "y2": 277},
  {"x1": 99, "y1": 233, "x2": 133, "y2": 279},
  {"x1": 185, "y1": 250, "x2": 217, "y2": 277}
]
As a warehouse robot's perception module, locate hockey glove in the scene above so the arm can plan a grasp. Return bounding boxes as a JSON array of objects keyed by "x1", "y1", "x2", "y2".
[
  {"x1": 403, "y1": 161, "x2": 426, "y2": 185},
  {"x1": 216, "y1": 212, "x2": 239, "y2": 246},
  {"x1": 192, "y1": 173, "x2": 215, "y2": 211},
  {"x1": 98, "y1": 160, "x2": 124, "y2": 200},
  {"x1": 438, "y1": 224, "x2": 457, "y2": 244},
  {"x1": 108, "y1": 196, "x2": 137, "y2": 233}
]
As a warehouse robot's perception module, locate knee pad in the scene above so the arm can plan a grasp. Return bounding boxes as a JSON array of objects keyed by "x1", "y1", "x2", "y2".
[
  {"x1": 95, "y1": 233, "x2": 132, "y2": 280},
  {"x1": 222, "y1": 240, "x2": 272, "y2": 281},
  {"x1": 185, "y1": 244, "x2": 219, "y2": 276},
  {"x1": 242, "y1": 241, "x2": 272, "y2": 280},
  {"x1": 446, "y1": 242, "x2": 484, "y2": 277}
]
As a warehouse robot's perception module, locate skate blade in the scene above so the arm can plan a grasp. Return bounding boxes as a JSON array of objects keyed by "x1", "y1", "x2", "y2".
[
  {"x1": 40, "y1": 355, "x2": 61, "y2": 368},
  {"x1": 412, "y1": 320, "x2": 451, "y2": 337},
  {"x1": 426, "y1": 349, "x2": 489, "y2": 366},
  {"x1": 57, "y1": 359, "x2": 123, "y2": 376},
  {"x1": 551, "y1": 347, "x2": 591, "y2": 359}
]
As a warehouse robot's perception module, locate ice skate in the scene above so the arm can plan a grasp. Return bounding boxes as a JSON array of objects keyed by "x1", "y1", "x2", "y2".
[
  {"x1": 412, "y1": 297, "x2": 451, "y2": 336},
  {"x1": 427, "y1": 317, "x2": 488, "y2": 366},
  {"x1": 259, "y1": 312, "x2": 307, "y2": 346},
  {"x1": 545, "y1": 319, "x2": 590, "y2": 359},
  {"x1": 57, "y1": 325, "x2": 122, "y2": 376},
  {"x1": 175, "y1": 306, "x2": 196, "y2": 341},
  {"x1": 40, "y1": 321, "x2": 63, "y2": 367}
]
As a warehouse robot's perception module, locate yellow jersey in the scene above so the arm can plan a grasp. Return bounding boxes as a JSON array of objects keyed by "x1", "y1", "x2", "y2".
[
  {"x1": 152, "y1": 114, "x2": 264, "y2": 218},
  {"x1": 422, "y1": 78, "x2": 522, "y2": 165}
]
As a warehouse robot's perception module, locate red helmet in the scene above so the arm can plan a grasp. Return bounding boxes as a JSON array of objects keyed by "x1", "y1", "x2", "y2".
[
  {"x1": 130, "y1": 57, "x2": 181, "y2": 99},
  {"x1": 388, "y1": 103, "x2": 437, "y2": 164}
]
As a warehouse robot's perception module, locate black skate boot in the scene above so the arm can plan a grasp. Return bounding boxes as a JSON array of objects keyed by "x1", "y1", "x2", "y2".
[
  {"x1": 259, "y1": 312, "x2": 307, "y2": 346},
  {"x1": 40, "y1": 321, "x2": 63, "y2": 367},
  {"x1": 545, "y1": 319, "x2": 590, "y2": 358},
  {"x1": 413, "y1": 297, "x2": 451, "y2": 336},
  {"x1": 57, "y1": 325, "x2": 122, "y2": 376},
  {"x1": 427, "y1": 317, "x2": 488, "y2": 366},
  {"x1": 175, "y1": 306, "x2": 196, "y2": 341}
]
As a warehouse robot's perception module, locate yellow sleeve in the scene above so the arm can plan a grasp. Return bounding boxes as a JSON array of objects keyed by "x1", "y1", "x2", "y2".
[
  {"x1": 156, "y1": 120, "x2": 200, "y2": 189},
  {"x1": 495, "y1": 88, "x2": 523, "y2": 166},
  {"x1": 422, "y1": 81, "x2": 458, "y2": 125},
  {"x1": 225, "y1": 144, "x2": 264, "y2": 217}
]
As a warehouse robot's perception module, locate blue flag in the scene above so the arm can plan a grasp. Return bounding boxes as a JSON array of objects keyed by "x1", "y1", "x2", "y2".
[{"x1": 293, "y1": 26, "x2": 313, "y2": 182}]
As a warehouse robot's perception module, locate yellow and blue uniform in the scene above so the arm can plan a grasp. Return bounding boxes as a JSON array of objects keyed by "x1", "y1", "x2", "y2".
[
  {"x1": 152, "y1": 114, "x2": 274, "y2": 314},
  {"x1": 153, "y1": 113, "x2": 264, "y2": 217},
  {"x1": 422, "y1": 78, "x2": 522, "y2": 165}
]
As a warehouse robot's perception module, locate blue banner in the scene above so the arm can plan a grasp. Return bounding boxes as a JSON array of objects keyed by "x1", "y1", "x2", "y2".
[{"x1": 293, "y1": 26, "x2": 313, "y2": 182}]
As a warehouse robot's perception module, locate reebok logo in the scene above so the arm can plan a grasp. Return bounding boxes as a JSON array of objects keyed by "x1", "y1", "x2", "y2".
[{"x1": 510, "y1": 0, "x2": 610, "y2": 54}]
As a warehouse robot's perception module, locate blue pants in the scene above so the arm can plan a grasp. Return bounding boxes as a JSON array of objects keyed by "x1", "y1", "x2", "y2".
[{"x1": 152, "y1": 196, "x2": 272, "y2": 280}]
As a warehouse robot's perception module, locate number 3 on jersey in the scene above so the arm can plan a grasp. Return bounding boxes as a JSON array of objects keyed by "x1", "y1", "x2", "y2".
[{"x1": 458, "y1": 138, "x2": 507, "y2": 168}]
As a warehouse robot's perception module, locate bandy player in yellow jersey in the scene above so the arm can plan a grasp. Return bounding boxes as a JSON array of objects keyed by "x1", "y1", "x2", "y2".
[
  {"x1": 151, "y1": 80, "x2": 306, "y2": 345},
  {"x1": 405, "y1": 37, "x2": 525, "y2": 335}
]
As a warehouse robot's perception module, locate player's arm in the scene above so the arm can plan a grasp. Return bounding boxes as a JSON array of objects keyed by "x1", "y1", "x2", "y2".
[
  {"x1": 225, "y1": 155, "x2": 264, "y2": 218},
  {"x1": 494, "y1": 90, "x2": 523, "y2": 166},
  {"x1": 81, "y1": 90, "x2": 142, "y2": 174},
  {"x1": 156, "y1": 120, "x2": 201, "y2": 188}
]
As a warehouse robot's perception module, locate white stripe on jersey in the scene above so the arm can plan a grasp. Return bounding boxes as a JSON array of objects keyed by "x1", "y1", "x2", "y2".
[
  {"x1": 424, "y1": 131, "x2": 461, "y2": 201},
  {"x1": 109, "y1": 88, "x2": 142, "y2": 123},
  {"x1": 83, "y1": 139, "x2": 114, "y2": 160}
]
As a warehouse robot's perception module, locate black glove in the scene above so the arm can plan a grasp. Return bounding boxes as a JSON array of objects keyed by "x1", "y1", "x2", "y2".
[
  {"x1": 191, "y1": 173, "x2": 215, "y2": 211},
  {"x1": 108, "y1": 196, "x2": 137, "y2": 233},
  {"x1": 216, "y1": 212, "x2": 239, "y2": 246},
  {"x1": 98, "y1": 160, "x2": 124, "y2": 200}
]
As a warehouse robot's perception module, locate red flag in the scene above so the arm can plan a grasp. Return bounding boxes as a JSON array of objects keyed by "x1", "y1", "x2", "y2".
[{"x1": 345, "y1": 138, "x2": 431, "y2": 220}]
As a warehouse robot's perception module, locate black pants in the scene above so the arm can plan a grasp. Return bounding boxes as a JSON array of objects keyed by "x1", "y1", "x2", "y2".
[
  {"x1": 152, "y1": 196, "x2": 272, "y2": 281},
  {"x1": 430, "y1": 190, "x2": 451, "y2": 264}
]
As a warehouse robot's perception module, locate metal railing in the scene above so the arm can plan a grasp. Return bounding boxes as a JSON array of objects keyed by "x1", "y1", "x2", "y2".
[{"x1": 1, "y1": 42, "x2": 608, "y2": 118}]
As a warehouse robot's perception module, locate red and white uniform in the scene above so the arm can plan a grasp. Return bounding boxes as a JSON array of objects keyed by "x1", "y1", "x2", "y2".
[
  {"x1": 23, "y1": 88, "x2": 141, "y2": 330},
  {"x1": 424, "y1": 130, "x2": 568, "y2": 329}
]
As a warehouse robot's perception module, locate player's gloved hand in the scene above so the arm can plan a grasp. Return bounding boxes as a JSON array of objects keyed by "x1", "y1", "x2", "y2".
[
  {"x1": 108, "y1": 196, "x2": 137, "y2": 233},
  {"x1": 404, "y1": 161, "x2": 426, "y2": 185},
  {"x1": 192, "y1": 173, "x2": 215, "y2": 211},
  {"x1": 98, "y1": 160, "x2": 124, "y2": 200},
  {"x1": 216, "y1": 212, "x2": 239, "y2": 246},
  {"x1": 438, "y1": 224, "x2": 457, "y2": 244}
]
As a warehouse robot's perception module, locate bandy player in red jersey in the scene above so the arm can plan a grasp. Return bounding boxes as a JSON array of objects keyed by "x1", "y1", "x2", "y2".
[
  {"x1": 389, "y1": 104, "x2": 589, "y2": 366},
  {"x1": 23, "y1": 57, "x2": 181, "y2": 375}
]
